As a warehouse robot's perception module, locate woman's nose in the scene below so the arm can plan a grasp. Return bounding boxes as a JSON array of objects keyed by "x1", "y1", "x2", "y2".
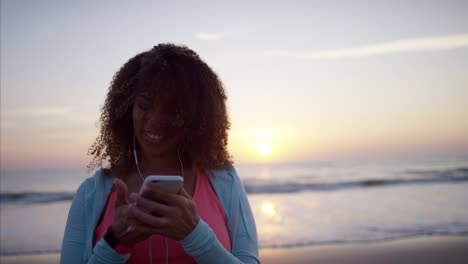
[{"x1": 145, "y1": 110, "x2": 172, "y2": 127}]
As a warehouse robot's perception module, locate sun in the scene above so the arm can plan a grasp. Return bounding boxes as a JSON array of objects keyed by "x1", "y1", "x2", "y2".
[{"x1": 256, "y1": 141, "x2": 272, "y2": 157}]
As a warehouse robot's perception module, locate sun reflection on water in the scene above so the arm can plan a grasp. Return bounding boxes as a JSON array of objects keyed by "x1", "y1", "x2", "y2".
[{"x1": 261, "y1": 202, "x2": 276, "y2": 217}]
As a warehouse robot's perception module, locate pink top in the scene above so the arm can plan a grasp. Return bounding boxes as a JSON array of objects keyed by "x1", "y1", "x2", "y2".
[{"x1": 94, "y1": 170, "x2": 231, "y2": 263}]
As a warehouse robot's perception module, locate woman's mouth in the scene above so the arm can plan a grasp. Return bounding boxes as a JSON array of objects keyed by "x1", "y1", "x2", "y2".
[{"x1": 143, "y1": 130, "x2": 164, "y2": 143}]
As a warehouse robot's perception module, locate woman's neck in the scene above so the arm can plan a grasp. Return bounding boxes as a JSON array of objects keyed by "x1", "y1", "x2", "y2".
[{"x1": 136, "y1": 151, "x2": 189, "y2": 176}]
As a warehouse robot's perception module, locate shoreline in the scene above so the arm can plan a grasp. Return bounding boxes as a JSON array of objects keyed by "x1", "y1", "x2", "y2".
[{"x1": 1, "y1": 235, "x2": 468, "y2": 263}]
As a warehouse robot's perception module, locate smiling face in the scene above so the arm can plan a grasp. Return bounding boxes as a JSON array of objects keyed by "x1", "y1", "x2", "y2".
[
  {"x1": 132, "y1": 92, "x2": 185, "y2": 159},
  {"x1": 88, "y1": 44, "x2": 233, "y2": 174}
]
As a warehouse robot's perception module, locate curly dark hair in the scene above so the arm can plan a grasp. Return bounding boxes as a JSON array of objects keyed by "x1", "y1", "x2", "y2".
[{"x1": 88, "y1": 44, "x2": 233, "y2": 176}]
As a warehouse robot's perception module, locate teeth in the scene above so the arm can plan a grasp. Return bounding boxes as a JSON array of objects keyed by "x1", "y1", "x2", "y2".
[{"x1": 146, "y1": 132, "x2": 162, "y2": 140}]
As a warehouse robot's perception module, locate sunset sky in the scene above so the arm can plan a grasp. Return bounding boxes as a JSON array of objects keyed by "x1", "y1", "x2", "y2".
[{"x1": 1, "y1": 0, "x2": 468, "y2": 171}]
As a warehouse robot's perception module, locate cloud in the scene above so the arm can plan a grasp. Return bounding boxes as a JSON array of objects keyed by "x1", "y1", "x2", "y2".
[
  {"x1": 261, "y1": 34, "x2": 468, "y2": 59},
  {"x1": 194, "y1": 32, "x2": 226, "y2": 41}
]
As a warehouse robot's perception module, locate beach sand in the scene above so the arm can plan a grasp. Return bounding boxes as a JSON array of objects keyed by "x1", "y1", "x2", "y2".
[
  {"x1": 2, "y1": 235, "x2": 467, "y2": 263},
  {"x1": 261, "y1": 235, "x2": 468, "y2": 264}
]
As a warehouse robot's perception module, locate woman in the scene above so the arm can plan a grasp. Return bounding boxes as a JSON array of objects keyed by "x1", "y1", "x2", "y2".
[{"x1": 61, "y1": 44, "x2": 259, "y2": 263}]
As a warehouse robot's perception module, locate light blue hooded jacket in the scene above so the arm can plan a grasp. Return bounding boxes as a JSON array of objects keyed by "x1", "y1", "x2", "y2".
[{"x1": 61, "y1": 166, "x2": 259, "y2": 263}]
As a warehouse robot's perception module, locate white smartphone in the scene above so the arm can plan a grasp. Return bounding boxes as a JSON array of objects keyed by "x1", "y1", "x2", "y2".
[{"x1": 139, "y1": 175, "x2": 184, "y2": 194}]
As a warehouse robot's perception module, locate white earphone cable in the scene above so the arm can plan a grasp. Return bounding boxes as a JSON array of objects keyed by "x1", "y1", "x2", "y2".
[{"x1": 133, "y1": 136, "x2": 184, "y2": 264}]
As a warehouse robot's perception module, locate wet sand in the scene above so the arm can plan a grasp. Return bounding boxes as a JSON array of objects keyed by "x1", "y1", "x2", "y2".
[
  {"x1": 2, "y1": 235, "x2": 467, "y2": 263},
  {"x1": 260, "y1": 235, "x2": 468, "y2": 264}
]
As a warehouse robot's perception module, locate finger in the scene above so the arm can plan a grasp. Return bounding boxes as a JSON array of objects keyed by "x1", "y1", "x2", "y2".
[
  {"x1": 114, "y1": 178, "x2": 129, "y2": 206},
  {"x1": 128, "y1": 204, "x2": 171, "y2": 228},
  {"x1": 129, "y1": 192, "x2": 138, "y2": 204},
  {"x1": 178, "y1": 187, "x2": 192, "y2": 200},
  {"x1": 135, "y1": 195, "x2": 175, "y2": 216},
  {"x1": 141, "y1": 184, "x2": 179, "y2": 204}
]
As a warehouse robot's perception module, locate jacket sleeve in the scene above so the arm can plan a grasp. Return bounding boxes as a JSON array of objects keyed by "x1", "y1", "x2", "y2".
[
  {"x1": 180, "y1": 168, "x2": 260, "y2": 263},
  {"x1": 60, "y1": 178, "x2": 130, "y2": 264}
]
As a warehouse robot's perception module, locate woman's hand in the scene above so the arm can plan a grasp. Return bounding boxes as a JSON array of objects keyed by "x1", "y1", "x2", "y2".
[
  {"x1": 128, "y1": 184, "x2": 200, "y2": 241},
  {"x1": 111, "y1": 178, "x2": 153, "y2": 246}
]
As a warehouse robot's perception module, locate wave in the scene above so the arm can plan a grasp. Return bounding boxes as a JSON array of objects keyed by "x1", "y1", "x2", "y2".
[
  {"x1": 244, "y1": 167, "x2": 468, "y2": 194},
  {"x1": 404, "y1": 167, "x2": 468, "y2": 178},
  {"x1": 0, "y1": 192, "x2": 74, "y2": 204},
  {"x1": 0, "y1": 249, "x2": 60, "y2": 257},
  {"x1": 260, "y1": 222, "x2": 468, "y2": 248},
  {"x1": 1, "y1": 168, "x2": 467, "y2": 204},
  {"x1": 259, "y1": 231, "x2": 468, "y2": 249}
]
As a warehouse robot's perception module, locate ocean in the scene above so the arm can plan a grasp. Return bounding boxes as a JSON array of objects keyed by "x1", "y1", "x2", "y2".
[{"x1": 1, "y1": 155, "x2": 468, "y2": 256}]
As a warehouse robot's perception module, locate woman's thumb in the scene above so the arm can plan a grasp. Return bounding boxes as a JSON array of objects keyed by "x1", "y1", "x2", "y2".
[{"x1": 114, "y1": 178, "x2": 129, "y2": 206}]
